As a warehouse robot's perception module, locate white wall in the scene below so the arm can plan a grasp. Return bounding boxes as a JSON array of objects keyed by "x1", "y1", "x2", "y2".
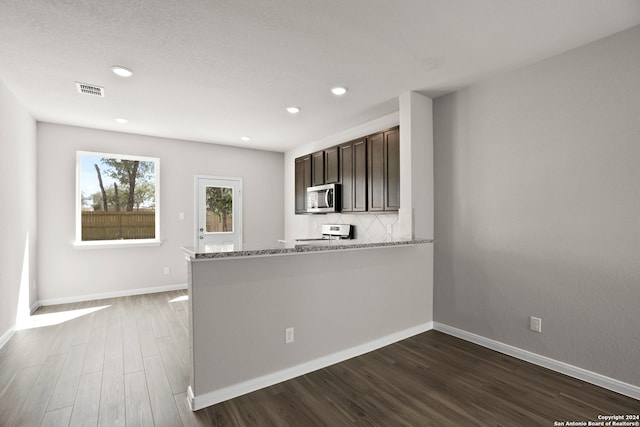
[
  {"x1": 37, "y1": 123, "x2": 284, "y2": 302},
  {"x1": 433, "y1": 26, "x2": 640, "y2": 387},
  {"x1": 0, "y1": 79, "x2": 37, "y2": 342}
]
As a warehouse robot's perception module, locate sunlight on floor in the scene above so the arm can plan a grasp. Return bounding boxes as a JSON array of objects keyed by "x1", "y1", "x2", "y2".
[
  {"x1": 15, "y1": 305, "x2": 111, "y2": 330},
  {"x1": 169, "y1": 295, "x2": 188, "y2": 303}
]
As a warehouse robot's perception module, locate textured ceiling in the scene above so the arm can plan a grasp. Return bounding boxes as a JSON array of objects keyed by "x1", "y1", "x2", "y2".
[{"x1": 1, "y1": 1, "x2": 639, "y2": 152}]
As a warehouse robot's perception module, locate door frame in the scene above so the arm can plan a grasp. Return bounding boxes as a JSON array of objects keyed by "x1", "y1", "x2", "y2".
[{"x1": 194, "y1": 175, "x2": 243, "y2": 250}]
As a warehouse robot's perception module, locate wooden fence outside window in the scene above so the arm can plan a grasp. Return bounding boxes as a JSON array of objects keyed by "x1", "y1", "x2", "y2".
[
  {"x1": 82, "y1": 211, "x2": 155, "y2": 240},
  {"x1": 206, "y1": 212, "x2": 233, "y2": 233},
  {"x1": 82, "y1": 211, "x2": 231, "y2": 240}
]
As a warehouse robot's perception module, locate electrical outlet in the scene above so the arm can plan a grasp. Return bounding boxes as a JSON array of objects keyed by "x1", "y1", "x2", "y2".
[
  {"x1": 163, "y1": 267, "x2": 170, "y2": 275},
  {"x1": 530, "y1": 316, "x2": 542, "y2": 333},
  {"x1": 386, "y1": 224, "x2": 393, "y2": 234},
  {"x1": 179, "y1": 212, "x2": 185, "y2": 220},
  {"x1": 285, "y1": 327, "x2": 294, "y2": 344}
]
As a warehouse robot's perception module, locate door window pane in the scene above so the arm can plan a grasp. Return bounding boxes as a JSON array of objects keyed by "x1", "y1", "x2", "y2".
[{"x1": 206, "y1": 186, "x2": 233, "y2": 233}]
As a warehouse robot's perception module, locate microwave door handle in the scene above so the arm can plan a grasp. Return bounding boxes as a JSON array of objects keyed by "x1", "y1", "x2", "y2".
[{"x1": 325, "y1": 189, "x2": 331, "y2": 207}]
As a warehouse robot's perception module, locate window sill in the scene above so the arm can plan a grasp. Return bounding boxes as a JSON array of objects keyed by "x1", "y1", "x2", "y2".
[{"x1": 73, "y1": 239, "x2": 162, "y2": 250}]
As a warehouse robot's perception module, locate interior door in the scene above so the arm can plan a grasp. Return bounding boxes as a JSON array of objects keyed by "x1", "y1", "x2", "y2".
[{"x1": 195, "y1": 176, "x2": 242, "y2": 251}]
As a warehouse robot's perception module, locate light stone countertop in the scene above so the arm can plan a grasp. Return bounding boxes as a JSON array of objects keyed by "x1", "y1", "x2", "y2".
[{"x1": 183, "y1": 238, "x2": 433, "y2": 260}]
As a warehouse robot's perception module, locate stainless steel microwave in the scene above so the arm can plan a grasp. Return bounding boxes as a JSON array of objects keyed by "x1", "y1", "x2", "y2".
[{"x1": 306, "y1": 183, "x2": 340, "y2": 213}]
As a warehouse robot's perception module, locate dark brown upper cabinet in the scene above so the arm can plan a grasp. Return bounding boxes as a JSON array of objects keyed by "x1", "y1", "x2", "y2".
[
  {"x1": 324, "y1": 146, "x2": 339, "y2": 184},
  {"x1": 294, "y1": 154, "x2": 312, "y2": 214},
  {"x1": 339, "y1": 137, "x2": 367, "y2": 212},
  {"x1": 353, "y1": 138, "x2": 368, "y2": 211},
  {"x1": 311, "y1": 147, "x2": 339, "y2": 187},
  {"x1": 294, "y1": 126, "x2": 399, "y2": 215},
  {"x1": 311, "y1": 151, "x2": 325, "y2": 187},
  {"x1": 386, "y1": 128, "x2": 400, "y2": 210},
  {"x1": 368, "y1": 127, "x2": 400, "y2": 212}
]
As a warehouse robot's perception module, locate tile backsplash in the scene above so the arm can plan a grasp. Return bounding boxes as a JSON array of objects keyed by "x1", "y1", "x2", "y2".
[{"x1": 304, "y1": 212, "x2": 399, "y2": 243}]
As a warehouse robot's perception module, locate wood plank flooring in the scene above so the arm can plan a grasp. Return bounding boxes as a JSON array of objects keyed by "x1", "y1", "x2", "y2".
[
  {"x1": 0, "y1": 290, "x2": 189, "y2": 427},
  {"x1": 1, "y1": 290, "x2": 637, "y2": 426}
]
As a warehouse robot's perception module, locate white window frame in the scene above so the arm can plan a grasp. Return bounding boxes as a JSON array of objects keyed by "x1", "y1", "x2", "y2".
[{"x1": 74, "y1": 151, "x2": 161, "y2": 249}]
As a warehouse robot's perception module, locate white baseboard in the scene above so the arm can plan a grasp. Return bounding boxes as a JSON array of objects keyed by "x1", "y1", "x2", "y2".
[
  {"x1": 433, "y1": 322, "x2": 640, "y2": 401},
  {"x1": 0, "y1": 300, "x2": 44, "y2": 350},
  {"x1": 189, "y1": 321, "x2": 434, "y2": 411},
  {"x1": 0, "y1": 327, "x2": 15, "y2": 351},
  {"x1": 37, "y1": 283, "x2": 188, "y2": 307},
  {"x1": 30, "y1": 300, "x2": 39, "y2": 315}
]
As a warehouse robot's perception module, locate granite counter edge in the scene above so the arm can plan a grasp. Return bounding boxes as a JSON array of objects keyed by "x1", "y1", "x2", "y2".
[{"x1": 185, "y1": 239, "x2": 434, "y2": 260}]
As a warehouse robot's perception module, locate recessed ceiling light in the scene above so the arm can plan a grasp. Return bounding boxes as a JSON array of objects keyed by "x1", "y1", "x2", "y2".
[
  {"x1": 331, "y1": 86, "x2": 348, "y2": 96},
  {"x1": 111, "y1": 66, "x2": 133, "y2": 78},
  {"x1": 115, "y1": 118, "x2": 128, "y2": 124},
  {"x1": 241, "y1": 136, "x2": 251, "y2": 141},
  {"x1": 286, "y1": 106, "x2": 301, "y2": 114}
]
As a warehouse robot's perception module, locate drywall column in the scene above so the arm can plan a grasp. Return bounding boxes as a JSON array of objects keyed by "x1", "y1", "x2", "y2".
[{"x1": 398, "y1": 91, "x2": 434, "y2": 239}]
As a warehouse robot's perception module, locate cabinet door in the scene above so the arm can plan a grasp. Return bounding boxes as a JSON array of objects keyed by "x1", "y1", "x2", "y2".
[
  {"x1": 367, "y1": 127, "x2": 399, "y2": 212},
  {"x1": 324, "y1": 146, "x2": 339, "y2": 184},
  {"x1": 295, "y1": 155, "x2": 312, "y2": 214},
  {"x1": 385, "y1": 128, "x2": 400, "y2": 211},
  {"x1": 367, "y1": 132, "x2": 385, "y2": 211},
  {"x1": 311, "y1": 151, "x2": 325, "y2": 187},
  {"x1": 352, "y1": 137, "x2": 368, "y2": 212},
  {"x1": 340, "y1": 138, "x2": 367, "y2": 212},
  {"x1": 339, "y1": 142, "x2": 353, "y2": 212}
]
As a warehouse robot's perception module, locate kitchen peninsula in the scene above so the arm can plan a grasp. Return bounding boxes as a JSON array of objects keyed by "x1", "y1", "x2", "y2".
[{"x1": 184, "y1": 238, "x2": 433, "y2": 411}]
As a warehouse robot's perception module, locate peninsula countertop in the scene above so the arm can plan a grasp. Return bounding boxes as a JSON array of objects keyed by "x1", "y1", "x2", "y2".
[{"x1": 183, "y1": 237, "x2": 433, "y2": 260}]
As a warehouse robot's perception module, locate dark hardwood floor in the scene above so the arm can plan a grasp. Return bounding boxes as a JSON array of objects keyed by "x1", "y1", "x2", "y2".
[{"x1": 0, "y1": 290, "x2": 637, "y2": 426}]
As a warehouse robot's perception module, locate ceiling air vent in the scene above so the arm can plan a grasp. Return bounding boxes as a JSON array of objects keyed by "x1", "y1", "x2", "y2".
[{"x1": 75, "y1": 82, "x2": 104, "y2": 97}]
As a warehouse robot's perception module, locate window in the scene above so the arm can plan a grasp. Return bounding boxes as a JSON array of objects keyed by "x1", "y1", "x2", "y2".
[
  {"x1": 75, "y1": 151, "x2": 160, "y2": 247},
  {"x1": 205, "y1": 186, "x2": 233, "y2": 233}
]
